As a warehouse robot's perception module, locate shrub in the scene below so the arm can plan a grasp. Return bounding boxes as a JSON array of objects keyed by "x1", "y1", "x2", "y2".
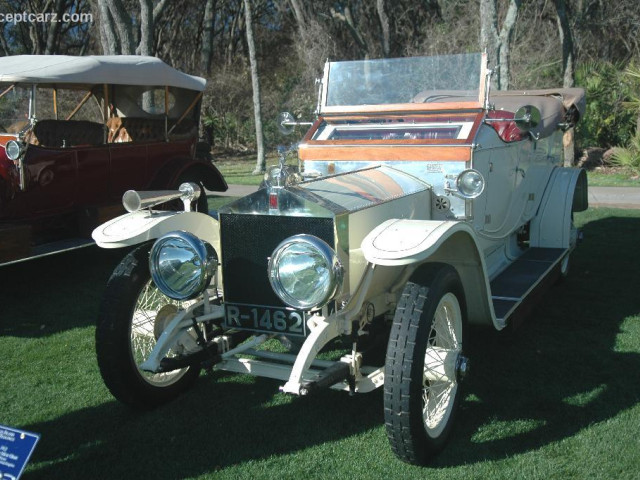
[
  {"x1": 575, "y1": 61, "x2": 636, "y2": 148},
  {"x1": 610, "y1": 133, "x2": 640, "y2": 176}
]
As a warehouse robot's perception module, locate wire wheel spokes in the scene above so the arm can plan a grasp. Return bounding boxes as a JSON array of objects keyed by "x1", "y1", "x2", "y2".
[
  {"x1": 130, "y1": 280, "x2": 194, "y2": 386},
  {"x1": 422, "y1": 292, "x2": 462, "y2": 436}
]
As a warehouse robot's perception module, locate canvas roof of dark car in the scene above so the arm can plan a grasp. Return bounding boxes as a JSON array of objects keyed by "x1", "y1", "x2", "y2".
[{"x1": 0, "y1": 55, "x2": 206, "y2": 91}]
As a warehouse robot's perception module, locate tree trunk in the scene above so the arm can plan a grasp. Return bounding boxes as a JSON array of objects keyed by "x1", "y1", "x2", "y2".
[
  {"x1": 243, "y1": 0, "x2": 266, "y2": 174},
  {"x1": 553, "y1": 0, "x2": 575, "y2": 88},
  {"x1": 288, "y1": 0, "x2": 307, "y2": 32},
  {"x1": 201, "y1": 0, "x2": 216, "y2": 75},
  {"x1": 45, "y1": 0, "x2": 67, "y2": 55},
  {"x1": 226, "y1": 9, "x2": 240, "y2": 67},
  {"x1": 497, "y1": 0, "x2": 520, "y2": 90},
  {"x1": 330, "y1": 4, "x2": 368, "y2": 57},
  {"x1": 480, "y1": 0, "x2": 499, "y2": 76},
  {"x1": 553, "y1": 0, "x2": 576, "y2": 166},
  {"x1": 107, "y1": 0, "x2": 135, "y2": 55},
  {"x1": 139, "y1": 0, "x2": 154, "y2": 56},
  {"x1": 480, "y1": 0, "x2": 520, "y2": 91},
  {"x1": 376, "y1": 0, "x2": 390, "y2": 57},
  {"x1": 153, "y1": 0, "x2": 170, "y2": 21},
  {"x1": 97, "y1": 0, "x2": 120, "y2": 55}
]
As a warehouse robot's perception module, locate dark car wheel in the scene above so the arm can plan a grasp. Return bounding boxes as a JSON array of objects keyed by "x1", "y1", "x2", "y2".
[{"x1": 96, "y1": 243, "x2": 200, "y2": 409}]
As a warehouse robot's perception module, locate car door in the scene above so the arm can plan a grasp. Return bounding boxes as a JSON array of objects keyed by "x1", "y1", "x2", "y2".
[
  {"x1": 108, "y1": 143, "x2": 148, "y2": 201},
  {"x1": 24, "y1": 146, "x2": 76, "y2": 217}
]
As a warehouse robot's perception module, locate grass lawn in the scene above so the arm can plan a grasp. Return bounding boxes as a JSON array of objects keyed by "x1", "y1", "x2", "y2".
[
  {"x1": 215, "y1": 158, "x2": 262, "y2": 185},
  {"x1": 215, "y1": 156, "x2": 272, "y2": 186},
  {"x1": 587, "y1": 170, "x2": 640, "y2": 187},
  {"x1": 1, "y1": 207, "x2": 639, "y2": 479}
]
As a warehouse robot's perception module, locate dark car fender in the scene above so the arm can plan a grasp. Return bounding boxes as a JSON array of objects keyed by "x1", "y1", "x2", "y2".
[{"x1": 149, "y1": 157, "x2": 228, "y2": 193}]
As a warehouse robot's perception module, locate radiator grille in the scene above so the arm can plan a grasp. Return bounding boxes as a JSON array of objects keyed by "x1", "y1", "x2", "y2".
[{"x1": 219, "y1": 213, "x2": 335, "y2": 306}]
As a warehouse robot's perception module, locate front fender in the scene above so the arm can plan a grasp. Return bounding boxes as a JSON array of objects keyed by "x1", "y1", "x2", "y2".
[
  {"x1": 362, "y1": 219, "x2": 480, "y2": 265},
  {"x1": 92, "y1": 210, "x2": 219, "y2": 250},
  {"x1": 362, "y1": 219, "x2": 501, "y2": 329}
]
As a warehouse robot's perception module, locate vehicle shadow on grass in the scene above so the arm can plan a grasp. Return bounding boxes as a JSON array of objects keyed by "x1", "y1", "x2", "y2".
[
  {"x1": 23, "y1": 375, "x2": 384, "y2": 479},
  {"x1": 434, "y1": 213, "x2": 640, "y2": 467},
  {"x1": 0, "y1": 246, "x2": 128, "y2": 337}
]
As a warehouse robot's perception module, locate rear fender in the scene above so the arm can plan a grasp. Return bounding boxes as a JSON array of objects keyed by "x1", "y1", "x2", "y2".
[
  {"x1": 151, "y1": 158, "x2": 228, "y2": 192},
  {"x1": 530, "y1": 167, "x2": 587, "y2": 248},
  {"x1": 92, "y1": 210, "x2": 219, "y2": 251},
  {"x1": 362, "y1": 219, "x2": 500, "y2": 329}
]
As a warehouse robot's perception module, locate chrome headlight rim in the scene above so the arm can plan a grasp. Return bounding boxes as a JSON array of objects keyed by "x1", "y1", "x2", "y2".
[
  {"x1": 5, "y1": 140, "x2": 23, "y2": 161},
  {"x1": 455, "y1": 168, "x2": 485, "y2": 199},
  {"x1": 149, "y1": 230, "x2": 218, "y2": 301},
  {"x1": 268, "y1": 234, "x2": 343, "y2": 311}
]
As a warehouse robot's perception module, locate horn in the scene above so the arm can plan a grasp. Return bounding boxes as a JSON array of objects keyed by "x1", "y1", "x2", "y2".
[
  {"x1": 122, "y1": 189, "x2": 182, "y2": 212},
  {"x1": 122, "y1": 182, "x2": 201, "y2": 213}
]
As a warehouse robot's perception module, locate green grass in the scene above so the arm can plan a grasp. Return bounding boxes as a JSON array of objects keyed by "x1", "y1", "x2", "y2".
[
  {"x1": 215, "y1": 152, "x2": 299, "y2": 186},
  {"x1": 207, "y1": 195, "x2": 238, "y2": 211},
  {"x1": 587, "y1": 170, "x2": 640, "y2": 187},
  {"x1": 1, "y1": 207, "x2": 639, "y2": 479},
  {"x1": 215, "y1": 158, "x2": 266, "y2": 186}
]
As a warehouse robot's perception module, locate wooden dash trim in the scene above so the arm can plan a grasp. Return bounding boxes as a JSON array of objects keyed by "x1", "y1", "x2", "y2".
[{"x1": 299, "y1": 145, "x2": 471, "y2": 162}]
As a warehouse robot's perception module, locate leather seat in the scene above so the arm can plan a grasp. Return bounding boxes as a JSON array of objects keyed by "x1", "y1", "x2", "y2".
[
  {"x1": 107, "y1": 117, "x2": 197, "y2": 143},
  {"x1": 30, "y1": 120, "x2": 106, "y2": 147}
]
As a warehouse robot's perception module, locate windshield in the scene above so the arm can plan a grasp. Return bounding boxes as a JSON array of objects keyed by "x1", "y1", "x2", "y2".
[
  {"x1": 0, "y1": 86, "x2": 30, "y2": 133},
  {"x1": 322, "y1": 53, "x2": 484, "y2": 112},
  {"x1": 0, "y1": 85, "x2": 104, "y2": 134}
]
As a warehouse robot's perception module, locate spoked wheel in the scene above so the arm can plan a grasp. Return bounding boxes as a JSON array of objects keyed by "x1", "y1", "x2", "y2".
[
  {"x1": 96, "y1": 243, "x2": 200, "y2": 409},
  {"x1": 384, "y1": 264, "x2": 468, "y2": 465}
]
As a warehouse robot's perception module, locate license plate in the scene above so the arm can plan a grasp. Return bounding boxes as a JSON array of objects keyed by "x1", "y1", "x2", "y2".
[{"x1": 224, "y1": 303, "x2": 306, "y2": 337}]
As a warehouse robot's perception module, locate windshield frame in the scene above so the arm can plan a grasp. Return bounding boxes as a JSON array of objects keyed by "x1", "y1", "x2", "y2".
[{"x1": 318, "y1": 53, "x2": 488, "y2": 115}]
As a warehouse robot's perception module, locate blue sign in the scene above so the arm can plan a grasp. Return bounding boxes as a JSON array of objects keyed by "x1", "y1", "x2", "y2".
[{"x1": 0, "y1": 424, "x2": 40, "y2": 480}]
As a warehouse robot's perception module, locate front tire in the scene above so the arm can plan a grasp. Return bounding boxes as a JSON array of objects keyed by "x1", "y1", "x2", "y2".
[
  {"x1": 96, "y1": 244, "x2": 200, "y2": 409},
  {"x1": 384, "y1": 264, "x2": 467, "y2": 465}
]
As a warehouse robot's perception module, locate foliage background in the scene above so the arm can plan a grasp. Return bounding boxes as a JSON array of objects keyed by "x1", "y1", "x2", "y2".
[{"x1": 1, "y1": 0, "x2": 639, "y2": 157}]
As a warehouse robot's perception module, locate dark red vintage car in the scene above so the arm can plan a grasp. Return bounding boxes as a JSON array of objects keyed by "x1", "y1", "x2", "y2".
[{"x1": 0, "y1": 55, "x2": 226, "y2": 265}]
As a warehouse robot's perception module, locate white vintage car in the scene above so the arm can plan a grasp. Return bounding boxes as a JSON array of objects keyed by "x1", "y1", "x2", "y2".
[{"x1": 92, "y1": 53, "x2": 587, "y2": 465}]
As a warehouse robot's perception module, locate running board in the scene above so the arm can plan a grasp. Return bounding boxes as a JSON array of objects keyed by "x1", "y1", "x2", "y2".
[
  {"x1": 1, "y1": 237, "x2": 95, "y2": 267},
  {"x1": 490, "y1": 247, "x2": 566, "y2": 328}
]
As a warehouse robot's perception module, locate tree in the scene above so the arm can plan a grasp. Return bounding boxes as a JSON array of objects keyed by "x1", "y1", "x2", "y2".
[
  {"x1": 480, "y1": 0, "x2": 521, "y2": 90},
  {"x1": 96, "y1": 0, "x2": 170, "y2": 56},
  {"x1": 376, "y1": 0, "x2": 390, "y2": 57},
  {"x1": 553, "y1": 0, "x2": 575, "y2": 166},
  {"x1": 553, "y1": 0, "x2": 574, "y2": 88},
  {"x1": 201, "y1": 0, "x2": 216, "y2": 75},
  {"x1": 330, "y1": 2, "x2": 369, "y2": 58},
  {"x1": 243, "y1": 0, "x2": 266, "y2": 174}
]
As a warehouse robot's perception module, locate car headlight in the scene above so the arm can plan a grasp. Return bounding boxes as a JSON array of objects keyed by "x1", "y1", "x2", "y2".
[
  {"x1": 268, "y1": 234, "x2": 343, "y2": 310},
  {"x1": 5, "y1": 140, "x2": 23, "y2": 160},
  {"x1": 149, "y1": 231, "x2": 218, "y2": 300},
  {"x1": 456, "y1": 169, "x2": 485, "y2": 198}
]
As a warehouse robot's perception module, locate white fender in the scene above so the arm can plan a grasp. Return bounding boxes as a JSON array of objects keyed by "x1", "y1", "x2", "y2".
[
  {"x1": 92, "y1": 210, "x2": 219, "y2": 250},
  {"x1": 362, "y1": 219, "x2": 480, "y2": 266},
  {"x1": 530, "y1": 167, "x2": 587, "y2": 249},
  {"x1": 362, "y1": 219, "x2": 503, "y2": 330}
]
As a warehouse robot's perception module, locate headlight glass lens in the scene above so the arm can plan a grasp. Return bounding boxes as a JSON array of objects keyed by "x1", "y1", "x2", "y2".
[
  {"x1": 268, "y1": 235, "x2": 342, "y2": 310},
  {"x1": 456, "y1": 169, "x2": 485, "y2": 198},
  {"x1": 149, "y1": 231, "x2": 218, "y2": 300},
  {"x1": 5, "y1": 140, "x2": 22, "y2": 160}
]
